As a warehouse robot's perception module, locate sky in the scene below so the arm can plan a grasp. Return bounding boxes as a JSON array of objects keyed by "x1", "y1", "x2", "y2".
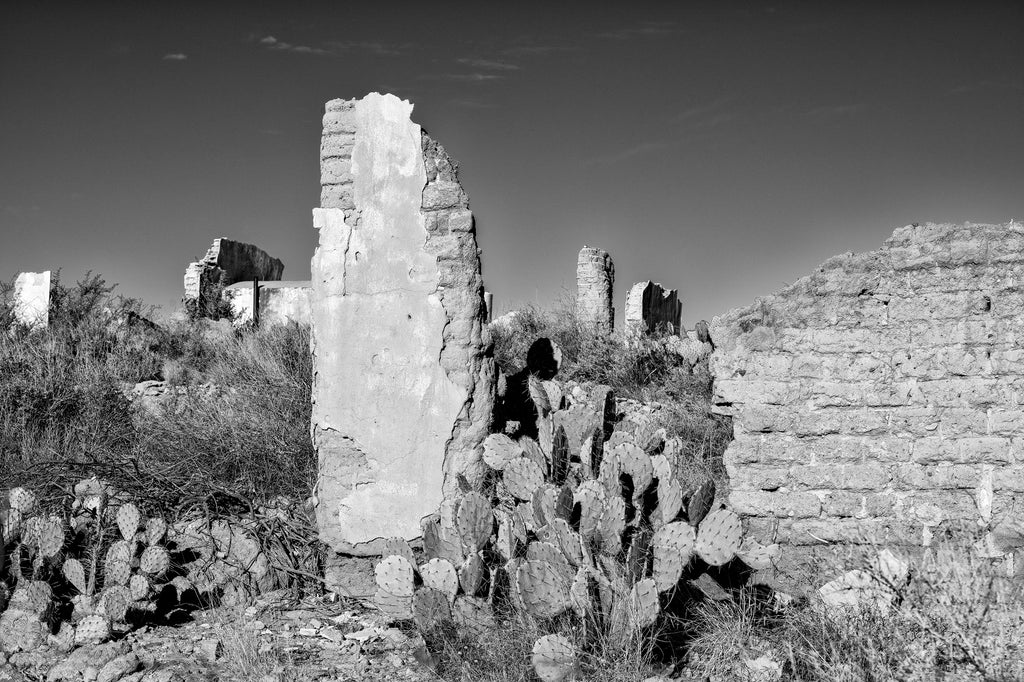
[{"x1": 2, "y1": 1, "x2": 1022, "y2": 325}]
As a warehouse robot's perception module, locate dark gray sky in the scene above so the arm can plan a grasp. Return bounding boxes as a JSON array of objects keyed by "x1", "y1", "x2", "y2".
[{"x1": 2, "y1": 1, "x2": 1022, "y2": 324}]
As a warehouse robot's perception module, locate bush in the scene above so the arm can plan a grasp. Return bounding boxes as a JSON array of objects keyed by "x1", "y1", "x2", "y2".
[{"x1": 0, "y1": 273, "x2": 314, "y2": 511}]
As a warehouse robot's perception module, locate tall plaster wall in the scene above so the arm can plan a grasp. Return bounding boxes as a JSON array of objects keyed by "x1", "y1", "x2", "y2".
[{"x1": 311, "y1": 93, "x2": 494, "y2": 555}]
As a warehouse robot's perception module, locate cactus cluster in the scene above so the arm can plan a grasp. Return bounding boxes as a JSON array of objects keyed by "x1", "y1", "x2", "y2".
[
  {"x1": 373, "y1": 344, "x2": 781, "y2": 680},
  {"x1": 0, "y1": 483, "x2": 188, "y2": 653}
]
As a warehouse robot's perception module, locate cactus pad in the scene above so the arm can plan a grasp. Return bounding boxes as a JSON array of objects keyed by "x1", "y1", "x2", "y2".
[
  {"x1": 37, "y1": 517, "x2": 65, "y2": 558},
  {"x1": 456, "y1": 492, "x2": 493, "y2": 552},
  {"x1": 482, "y1": 433, "x2": 522, "y2": 471},
  {"x1": 74, "y1": 614, "x2": 111, "y2": 645},
  {"x1": 532, "y1": 634, "x2": 578, "y2": 682},
  {"x1": 651, "y1": 454, "x2": 673, "y2": 483},
  {"x1": 63, "y1": 558, "x2": 87, "y2": 594},
  {"x1": 695, "y1": 509, "x2": 742, "y2": 566},
  {"x1": 516, "y1": 560, "x2": 572, "y2": 620},
  {"x1": 373, "y1": 588, "x2": 413, "y2": 620},
  {"x1": 614, "y1": 443, "x2": 654, "y2": 498},
  {"x1": 116, "y1": 502, "x2": 141, "y2": 540},
  {"x1": 412, "y1": 587, "x2": 453, "y2": 632},
  {"x1": 656, "y1": 478, "x2": 683, "y2": 527},
  {"x1": 129, "y1": 574, "x2": 151, "y2": 601},
  {"x1": 375, "y1": 555, "x2": 415, "y2": 597},
  {"x1": 532, "y1": 484, "x2": 559, "y2": 529},
  {"x1": 652, "y1": 522, "x2": 696, "y2": 592},
  {"x1": 629, "y1": 578, "x2": 660, "y2": 628},
  {"x1": 8, "y1": 487, "x2": 36, "y2": 515},
  {"x1": 145, "y1": 517, "x2": 167, "y2": 545},
  {"x1": 459, "y1": 552, "x2": 486, "y2": 597},
  {"x1": 140, "y1": 545, "x2": 170, "y2": 577},
  {"x1": 503, "y1": 457, "x2": 544, "y2": 501},
  {"x1": 101, "y1": 587, "x2": 129, "y2": 621},
  {"x1": 687, "y1": 480, "x2": 716, "y2": 526},
  {"x1": 540, "y1": 518, "x2": 583, "y2": 567},
  {"x1": 422, "y1": 515, "x2": 464, "y2": 565},
  {"x1": 599, "y1": 495, "x2": 626, "y2": 556},
  {"x1": 573, "y1": 480, "x2": 606, "y2": 540},
  {"x1": 525, "y1": 541, "x2": 573, "y2": 583},
  {"x1": 104, "y1": 558, "x2": 131, "y2": 587},
  {"x1": 419, "y1": 558, "x2": 458, "y2": 603},
  {"x1": 380, "y1": 537, "x2": 416, "y2": 567}
]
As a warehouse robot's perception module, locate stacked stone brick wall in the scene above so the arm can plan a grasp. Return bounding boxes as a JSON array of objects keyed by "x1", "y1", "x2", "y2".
[
  {"x1": 711, "y1": 222, "x2": 1023, "y2": 560},
  {"x1": 576, "y1": 246, "x2": 615, "y2": 331}
]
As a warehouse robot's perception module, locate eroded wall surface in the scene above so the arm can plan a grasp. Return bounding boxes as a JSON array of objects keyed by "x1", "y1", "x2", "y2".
[
  {"x1": 311, "y1": 93, "x2": 494, "y2": 554},
  {"x1": 577, "y1": 247, "x2": 615, "y2": 332},
  {"x1": 13, "y1": 271, "x2": 50, "y2": 329},
  {"x1": 711, "y1": 223, "x2": 1024, "y2": 557}
]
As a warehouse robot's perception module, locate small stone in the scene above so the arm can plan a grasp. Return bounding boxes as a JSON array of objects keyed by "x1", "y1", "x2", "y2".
[
  {"x1": 97, "y1": 654, "x2": 140, "y2": 682},
  {"x1": 196, "y1": 639, "x2": 221, "y2": 663},
  {"x1": 297, "y1": 628, "x2": 318, "y2": 637}
]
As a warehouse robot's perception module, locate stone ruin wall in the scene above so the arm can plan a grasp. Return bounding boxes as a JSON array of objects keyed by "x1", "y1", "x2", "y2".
[
  {"x1": 183, "y1": 238, "x2": 285, "y2": 303},
  {"x1": 311, "y1": 93, "x2": 494, "y2": 555},
  {"x1": 576, "y1": 246, "x2": 615, "y2": 331},
  {"x1": 711, "y1": 222, "x2": 1024, "y2": 566},
  {"x1": 625, "y1": 280, "x2": 682, "y2": 335}
]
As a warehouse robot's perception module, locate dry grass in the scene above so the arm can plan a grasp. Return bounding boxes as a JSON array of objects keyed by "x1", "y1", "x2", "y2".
[
  {"x1": 0, "y1": 273, "x2": 314, "y2": 511},
  {"x1": 687, "y1": 542, "x2": 1024, "y2": 681}
]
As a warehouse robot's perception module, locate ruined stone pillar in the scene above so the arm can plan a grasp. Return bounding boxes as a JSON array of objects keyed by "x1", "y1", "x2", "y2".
[
  {"x1": 624, "y1": 281, "x2": 682, "y2": 335},
  {"x1": 311, "y1": 93, "x2": 495, "y2": 555},
  {"x1": 576, "y1": 246, "x2": 614, "y2": 332},
  {"x1": 13, "y1": 271, "x2": 50, "y2": 329}
]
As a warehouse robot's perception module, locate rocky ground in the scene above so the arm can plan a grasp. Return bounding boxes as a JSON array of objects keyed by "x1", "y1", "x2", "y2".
[{"x1": 0, "y1": 591, "x2": 433, "y2": 682}]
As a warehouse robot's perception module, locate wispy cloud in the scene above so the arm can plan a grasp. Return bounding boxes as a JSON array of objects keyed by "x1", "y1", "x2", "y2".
[
  {"x1": 802, "y1": 103, "x2": 865, "y2": 117},
  {"x1": 502, "y1": 43, "x2": 578, "y2": 58},
  {"x1": 947, "y1": 80, "x2": 1024, "y2": 96},
  {"x1": 257, "y1": 35, "x2": 330, "y2": 56},
  {"x1": 596, "y1": 21, "x2": 680, "y2": 40},
  {"x1": 420, "y1": 73, "x2": 503, "y2": 83},
  {"x1": 450, "y1": 98, "x2": 497, "y2": 109},
  {"x1": 456, "y1": 58, "x2": 519, "y2": 71},
  {"x1": 324, "y1": 40, "x2": 412, "y2": 57},
  {"x1": 162, "y1": 53, "x2": 188, "y2": 61}
]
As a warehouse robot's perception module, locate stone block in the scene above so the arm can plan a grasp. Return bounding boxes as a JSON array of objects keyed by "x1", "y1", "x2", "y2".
[{"x1": 729, "y1": 490, "x2": 821, "y2": 519}]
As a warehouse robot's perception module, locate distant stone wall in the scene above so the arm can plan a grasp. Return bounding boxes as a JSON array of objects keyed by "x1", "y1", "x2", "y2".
[
  {"x1": 12, "y1": 271, "x2": 50, "y2": 329},
  {"x1": 577, "y1": 247, "x2": 614, "y2": 331},
  {"x1": 311, "y1": 93, "x2": 494, "y2": 555},
  {"x1": 183, "y1": 238, "x2": 284, "y2": 303},
  {"x1": 711, "y1": 222, "x2": 1023, "y2": 562},
  {"x1": 625, "y1": 281, "x2": 681, "y2": 335},
  {"x1": 222, "y1": 281, "x2": 311, "y2": 327}
]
